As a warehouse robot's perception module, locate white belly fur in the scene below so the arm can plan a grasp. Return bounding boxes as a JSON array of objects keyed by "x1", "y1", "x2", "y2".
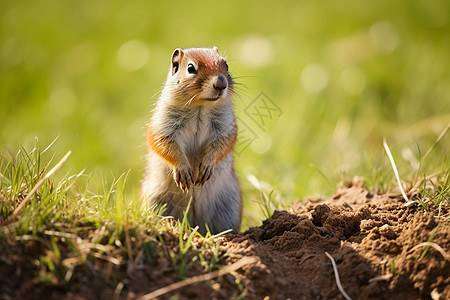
[
  {"x1": 142, "y1": 105, "x2": 241, "y2": 235},
  {"x1": 143, "y1": 152, "x2": 240, "y2": 235}
]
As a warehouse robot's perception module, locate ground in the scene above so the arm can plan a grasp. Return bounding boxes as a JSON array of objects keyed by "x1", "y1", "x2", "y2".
[
  {"x1": 1, "y1": 185, "x2": 449, "y2": 300},
  {"x1": 223, "y1": 185, "x2": 449, "y2": 299}
]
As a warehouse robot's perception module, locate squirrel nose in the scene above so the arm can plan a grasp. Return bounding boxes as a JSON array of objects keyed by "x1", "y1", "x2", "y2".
[{"x1": 213, "y1": 75, "x2": 227, "y2": 91}]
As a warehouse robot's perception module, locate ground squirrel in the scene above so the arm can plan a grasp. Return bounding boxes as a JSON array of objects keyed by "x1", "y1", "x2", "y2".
[{"x1": 142, "y1": 47, "x2": 242, "y2": 235}]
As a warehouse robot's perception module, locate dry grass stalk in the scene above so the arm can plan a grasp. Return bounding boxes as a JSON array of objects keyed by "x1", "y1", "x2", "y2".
[
  {"x1": 409, "y1": 242, "x2": 450, "y2": 261},
  {"x1": 325, "y1": 252, "x2": 352, "y2": 300},
  {"x1": 9, "y1": 151, "x2": 72, "y2": 220},
  {"x1": 138, "y1": 256, "x2": 257, "y2": 300},
  {"x1": 383, "y1": 139, "x2": 410, "y2": 204}
]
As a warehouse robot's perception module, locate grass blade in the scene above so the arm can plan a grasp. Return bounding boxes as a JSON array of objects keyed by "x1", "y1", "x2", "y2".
[
  {"x1": 9, "y1": 151, "x2": 71, "y2": 220},
  {"x1": 383, "y1": 139, "x2": 409, "y2": 203}
]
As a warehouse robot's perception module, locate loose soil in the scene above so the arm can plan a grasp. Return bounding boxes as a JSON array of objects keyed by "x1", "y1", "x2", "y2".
[
  {"x1": 1, "y1": 186, "x2": 449, "y2": 299},
  {"x1": 223, "y1": 186, "x2": 450, "y2": 299}
]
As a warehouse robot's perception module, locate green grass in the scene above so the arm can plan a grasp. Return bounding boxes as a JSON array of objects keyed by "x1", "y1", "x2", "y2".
[
  {"x1": 0, "y1": 142, "x2": 233, "y2": 292},
  {"x1": 0, "y1": 133, "x2": 448, "y2": 296}
]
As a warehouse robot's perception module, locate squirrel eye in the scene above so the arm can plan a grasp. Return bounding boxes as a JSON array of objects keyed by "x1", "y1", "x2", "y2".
[
  {"x1": 225, "y1": 63, "x2": 229, "y2": 71},
  {"x1": 187, "y1": 63, "x2": 197, "y2": 74}
]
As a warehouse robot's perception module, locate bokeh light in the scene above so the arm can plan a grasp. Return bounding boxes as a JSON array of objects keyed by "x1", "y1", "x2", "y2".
[{"x1": 1, "y1": 0, "x2": 449, "y2": 213}]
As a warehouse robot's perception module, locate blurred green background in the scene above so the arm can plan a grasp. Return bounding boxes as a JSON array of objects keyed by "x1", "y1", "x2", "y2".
[{"x1": 1, "y1": 0, "x2": 449, "y2": 226}]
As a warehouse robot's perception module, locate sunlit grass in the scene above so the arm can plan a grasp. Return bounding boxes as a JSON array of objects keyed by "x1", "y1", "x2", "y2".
[
  {"x1": 0, "y1": 129, "x2": 448, "y2": 295},
  {"x1": 0, "y1": 142, "x2": 233, "y2": 289}
]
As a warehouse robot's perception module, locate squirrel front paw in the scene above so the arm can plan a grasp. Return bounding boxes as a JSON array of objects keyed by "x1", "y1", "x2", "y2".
[
  {"x1": 195, "y1": 161, "x2": 215, "y2": 186},
  {"x1": 173, "y1": 166, "x2": 194, "y2": 193}
]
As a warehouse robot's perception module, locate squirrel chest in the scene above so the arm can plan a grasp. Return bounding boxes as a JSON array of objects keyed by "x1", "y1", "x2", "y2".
[{"x1": 161, "y1": 105, "x2": 234, "y2": 162}]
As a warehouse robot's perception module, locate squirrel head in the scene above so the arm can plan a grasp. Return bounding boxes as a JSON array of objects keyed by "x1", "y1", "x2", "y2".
[{"x1": 163, "y1": 47, "x2": 234, "y2": 106}]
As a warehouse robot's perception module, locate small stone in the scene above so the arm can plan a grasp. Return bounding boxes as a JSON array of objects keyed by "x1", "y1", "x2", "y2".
[{"x1": 379, "y1": 224, "x2": 397, "y2": 240}]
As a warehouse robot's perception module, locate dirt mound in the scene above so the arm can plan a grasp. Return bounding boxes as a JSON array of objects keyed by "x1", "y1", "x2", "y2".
[
  {"x1": 222, "y1": 186, "x2": 450, "y2": 299},
  {"x1": 1, "y1": 186, "x2": 449, "y2": 299}
]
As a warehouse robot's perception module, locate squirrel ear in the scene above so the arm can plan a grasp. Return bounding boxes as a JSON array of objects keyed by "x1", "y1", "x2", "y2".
[
  {"x1": 212, "y1": 46, "x2": 219, "y2": 53},
  {"x1": 171, "y1": 48, "x2": 184, "y2": 75}
]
